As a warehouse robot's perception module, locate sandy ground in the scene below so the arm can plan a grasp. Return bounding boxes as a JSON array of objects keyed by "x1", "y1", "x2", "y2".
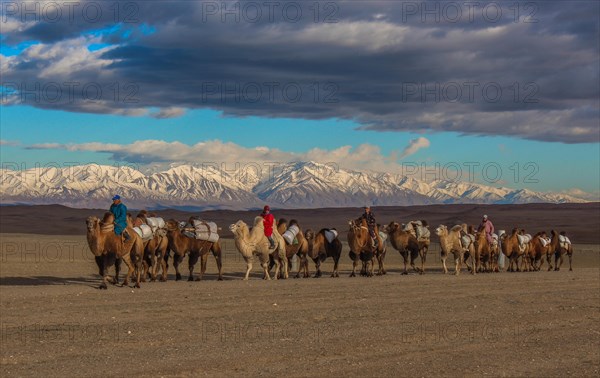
[{"x1": 0, "y1": 233, "x2": 599, "y2": 377}]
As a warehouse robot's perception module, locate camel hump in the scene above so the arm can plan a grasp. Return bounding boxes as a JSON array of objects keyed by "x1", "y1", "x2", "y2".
[{"x1": 450, "y1": 225, "x2": 463, "y2": 233}]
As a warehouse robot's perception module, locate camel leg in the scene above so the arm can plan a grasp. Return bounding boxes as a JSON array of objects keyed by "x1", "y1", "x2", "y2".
[
  {"x1": 568, "y1": 251, "x2": 573, "y2": 271},
  {"x1": 196, "y1": 253, "x2": 208, "y2": 281},
  {"x1": 158, "y1": 251, "x2": 168, "y2": 282},
  {"x1": 173, "y1": 252, "x2": 184, "y2": 281},
  {"x1": 333, "y1": 256, "x2": 340, "y2": 278},
  {"x1": 441, "y1": 252, "x2": 448, "y2": 274},
  {"x1": 187, "y1": 251, "x2": 199, "y2": 281},
  {"x1": 301, "y1": 255, "x2": 310, "y2": 278},
  {"x1": 420, "y1": 249, "x2": 425, "y2": 274},
  {"x1": 401, "y1": 252, "x2": 409, "y2": 275},
  {"x1": 281, "y1": 255, "x2": 289, "y2": 279},
  {"x1": 555, "y1": 251, "x2": 563, "y2": 271},
  {"x1": 243, "y1": 256, "x2": 252, "y2": 280},
  {"x1": 547, "y1": 252, "x2": 553, "y2": 271},
  {"x1": 314, "y1": 258, "x2": 322, "y2": 278},
  {"x1": 214, "y1": 252, "x2": 223, "y2": 281},
  {"x1": 262, "y1": 257, "x2": 272, "y2": 280},
  {"x1": 141, "y1": 257, "x2": 149, "y2": 283},
  {"x1": 350, "y1": 256, "x2": 359, "y2": 277},
  {"x1": 113, "y1": 257, "x2": 121, "y2": 284},
  {"x1": 120, "y1": 252, "x2": 135, "y2": 287},
  {"x1": 272, "y1": 256, "x2": 280, "y2": 280},
  {"x1": 453, "y1": 253, "x2": 461, "y2": 276}
]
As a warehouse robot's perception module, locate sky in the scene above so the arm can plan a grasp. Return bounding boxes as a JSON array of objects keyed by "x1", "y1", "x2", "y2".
[{"x1": 1, "y1": 0, "x2": 599, "y2": 197}]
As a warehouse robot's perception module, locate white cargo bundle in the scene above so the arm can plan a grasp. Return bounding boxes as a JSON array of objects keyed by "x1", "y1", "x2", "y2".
[
  {"x1": 282, "y1": 224, "x2": 300, "y2": 245},
  {"x1": 146, "y1": 217, "x2": 165, "y2": 230},
  {"x1": 324, "y1": 229, "x2": 338, "y2": 243},
  {"x1": 192, "y1": 220, "x2": 219, "y2": 242},
  {"x1": 558, "y1": 234, "x2": 571, "y2": 245},
  {"x1": 133, "y1": 224, "x2": 153, "y2": 241}
]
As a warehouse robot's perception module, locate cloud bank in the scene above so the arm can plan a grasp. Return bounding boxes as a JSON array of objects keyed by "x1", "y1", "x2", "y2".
[{"x1": 1, "y1": 1, "x2": 598, "y2": 143}]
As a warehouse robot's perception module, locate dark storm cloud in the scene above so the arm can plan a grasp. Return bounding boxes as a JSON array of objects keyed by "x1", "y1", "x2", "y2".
[{"x1": 1, "y1": 0, "x2": 598, "y2": 142}]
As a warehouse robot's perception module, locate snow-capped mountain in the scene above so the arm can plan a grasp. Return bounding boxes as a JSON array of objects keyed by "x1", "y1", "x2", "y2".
[{"x1": 0, "y1": 162, "x2": 589, "y2": 209}]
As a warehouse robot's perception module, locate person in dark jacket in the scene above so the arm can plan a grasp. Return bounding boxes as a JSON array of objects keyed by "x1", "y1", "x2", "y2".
[
  {"x1": 109, "y1": 195, "x2": 129, "y2": 240},
  {"x1": 360, "y1": 205, "x2": 378, "y2": 247},
  {"x1": 261, "y1": 205, "x2": 275, "y2": 249}
]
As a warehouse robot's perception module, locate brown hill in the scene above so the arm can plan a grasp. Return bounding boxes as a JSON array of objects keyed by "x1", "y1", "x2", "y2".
[{"x1": 1, "y1": 203, "x2": 598, "y2": 244}]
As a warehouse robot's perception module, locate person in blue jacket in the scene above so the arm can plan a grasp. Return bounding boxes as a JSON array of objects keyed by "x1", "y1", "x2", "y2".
[{"x1": 109, "y1": 195, "x2": 128, "y2": 239}]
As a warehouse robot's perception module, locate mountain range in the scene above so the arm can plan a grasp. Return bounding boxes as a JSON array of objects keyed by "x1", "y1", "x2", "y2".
[{"x1": 0, "y1": 162, "x2": 589, "y2": 209}]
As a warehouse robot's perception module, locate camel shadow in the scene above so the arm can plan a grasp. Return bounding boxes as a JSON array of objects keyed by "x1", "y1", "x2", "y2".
[{"x1": 0, "y1": 275, "x2": 99, "y2": 287}]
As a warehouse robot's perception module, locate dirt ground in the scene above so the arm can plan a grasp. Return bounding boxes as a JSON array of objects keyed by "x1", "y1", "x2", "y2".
[{"x1": 1, "y1": 233, "x2": 599, "y2": 377}]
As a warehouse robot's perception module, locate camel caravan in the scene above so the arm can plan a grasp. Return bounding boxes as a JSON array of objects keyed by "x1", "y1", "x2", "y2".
[{"x1": 85, "y1": 199, "x2": 575, "y2": 289}]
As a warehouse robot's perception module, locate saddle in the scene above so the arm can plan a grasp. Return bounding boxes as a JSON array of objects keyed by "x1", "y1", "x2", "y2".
[
  {"x1": 558, "y1": 234, "x2": 571, "y2": 249},
  {"x1": 516, "y1": 234, "x2": 532, "y2": 253},
  {"x1": 461, "y1": 233, "x2": 475, "y2": 252},
  {"x1": 323, "y1": 229, "x2": 338, "y2": 244}
]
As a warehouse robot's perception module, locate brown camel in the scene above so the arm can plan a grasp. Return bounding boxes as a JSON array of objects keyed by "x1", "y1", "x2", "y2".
[
  {"x1": 347, "y1": 218, "x2": 384, "y2": 277},
  {"x1": 405, "y1": 221, "x2": 430, "y2": 273},
  {"x1": 274, "y1": 219, "x2": 309, "y2": 278},
  {"x1": 549, "y1": 230, "x2": 573, "y2": 271},
  {"x1": 527, "y1": 232, "x2": 550, "y2": 271},
  {"x1": 304, "y1": 228, "x2": 342, "y2": 278},
  {"x1": 85, "y1": 213, "x2": 144, "y2": 289},
  {"x1": 134, "y1": 212, "x2": 169, "y2": 282},
  {"x1": 435, "y1": 224, "x2": 464, "y2": 275},
  {"x1": 229, "y1": 217, "x2": 286, "y2": 280},
  {"x1": 473, "y1": 229, "x2": 491, "y2": 273},
  {"x1": 165, "y1": 219, "x2": 223, "y2": 281},
  {"x1": 500, "y1": 228, "x2": 526, "y2": 272},
  {"x1": 383, "y1": 222, "x2": 420, "y2": 275}
]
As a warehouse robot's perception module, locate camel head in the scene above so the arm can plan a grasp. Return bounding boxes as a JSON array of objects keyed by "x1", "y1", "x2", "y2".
[
  {"x1": 229, "y1": 220, "x2": 248, "y2": 236},
  {"x1": 304, "y1": 229, "x2": 314, "y2": 241},
  {"x1": 86, "y1": 216, "x2": 99, "y2": 232},
  {"x1": 165, "y1": 219, "x2": 180, "y2": 231},
  {"x1": 385, "y1": 222, "x2": 400, "y2": 234},
  {"x1": 435, "y1": 224, "x2": 447, "y2": 237}
]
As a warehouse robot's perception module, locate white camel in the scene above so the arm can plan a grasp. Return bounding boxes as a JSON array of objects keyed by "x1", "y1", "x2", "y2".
[{"x1": 229, "y1": 216, "x2": 287, "y2": 280}]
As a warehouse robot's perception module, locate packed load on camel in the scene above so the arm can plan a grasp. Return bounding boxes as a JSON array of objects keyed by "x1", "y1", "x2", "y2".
[
  {"x1": 180, "y1": 217, "x2": 220, "y2": 242},
  {"x1": 323, "y1": 228, "x2": 338, "y2": 244},
  {"x1": 282, "y1": 223, "x2": 300, "y2": 245}
]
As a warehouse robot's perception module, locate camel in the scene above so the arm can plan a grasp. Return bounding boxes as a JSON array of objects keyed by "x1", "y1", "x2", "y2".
[
  {"x1": 229, "y1": 217, "x2": 287, "y2": 280},
  {"x1": 383, "y1": 222, "x2": 420, "y2": 275},
  {"x1": 304, "y1": 228, "x2": 342, "y2": 278},
  {"x1": 85, "y1": 212, "x2": 144, "y2": 289},
  {"x1": 527, "y1": 232, "x2": 550, "y2": 271},
  {"x1": 347, "y1": 218, "x2": 384, "y2": 277},
  {"x1": 375, "y1": 225, "x2": 388, "y2": 275},
  {"x1": 500, "y1": 228, "x2": 528, "y2": 272},
  {"x1": 435, "y1": 224, "x2": 465, "y2": 275},
  {"x1": 165, "y1": 219, "x2": 223, "y2": 281},
  {"x1": 549, "y1": 230, "x2": 573, "y2": 271},
  {"x1": 517, "y1": 229, "x2": 533, "y2": 272},
  {"x1": 405, "y1": 220, "x2": 430, "y2": 273},
  {"x1": 274, "y1": 219, "x2": 309, "y2": 278},
  {"x1": 134, "y1": 212, "x2": 169, "y2": 282},
  {"x1": 459, "y1": 225, "x2": 479, "y2": 274},
  {"x1": 473, "y1": 229, "x2": 491, "y2": 273}
]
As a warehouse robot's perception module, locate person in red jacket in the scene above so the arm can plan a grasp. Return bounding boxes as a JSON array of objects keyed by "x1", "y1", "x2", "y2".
[{"x1": 261, "y1": 205, "x2": 275, "y2": 249}]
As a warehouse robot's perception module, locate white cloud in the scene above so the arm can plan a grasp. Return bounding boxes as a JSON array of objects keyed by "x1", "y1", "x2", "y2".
[
  {"x1": 0, "y1": 139, "x2": 20, "y2": 146},
  {"x1": 26, "y1": 139, "x2": 410, "y2": 174},
  {"x1": 151, "y1": 107, "x2": 187, "y2": 119},
  {"x1": 400, "y1": 137, "x2": 430, "y2": 158}
]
